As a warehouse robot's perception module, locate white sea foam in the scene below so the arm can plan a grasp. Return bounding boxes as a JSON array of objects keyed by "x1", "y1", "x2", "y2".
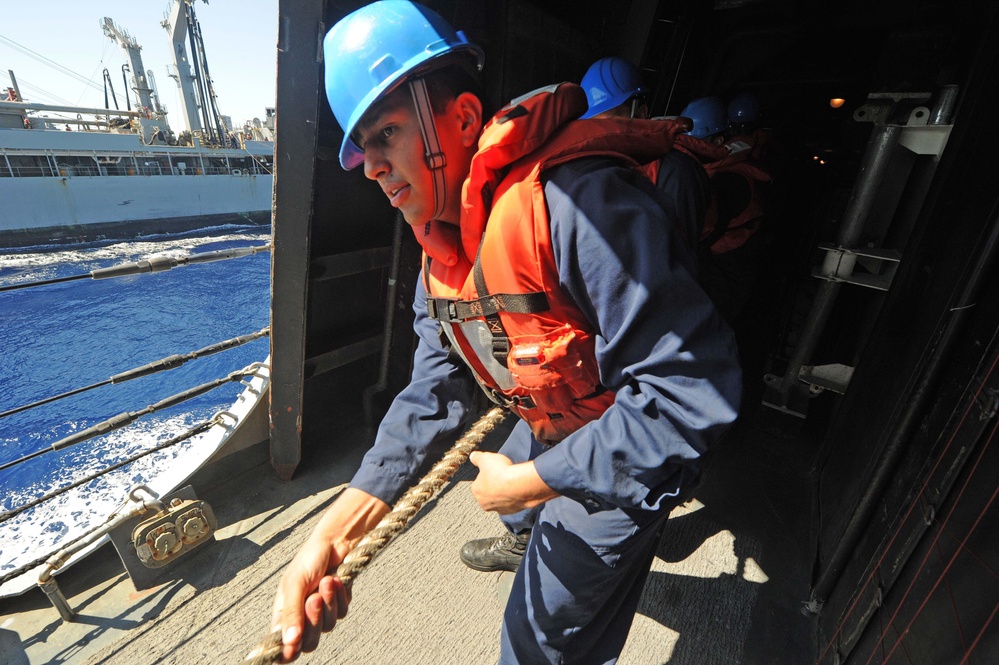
[
  {"x1": 0, "y1": 226, "x2": 269, "y2": 286},
  {"x1": 0, "y1": 229, "x2": 270, "y2": 597},
  {"x1": 0, "y1": 415, "x2": 207, "y2": 574}
]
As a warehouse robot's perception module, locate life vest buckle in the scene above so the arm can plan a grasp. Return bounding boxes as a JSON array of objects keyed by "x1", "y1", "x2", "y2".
[
  {"x1": 512, "y1": 394, "x2": 537, "y2": 409},
  {"x1": 491, "y1": 337, "x2": 510, "y2": 364},
  {"x1": 485, "y1": 387, "x2": 536, "y2": 410},
  {"x1": 426, "y1": 151, "x2": 447, "y2": 170}
]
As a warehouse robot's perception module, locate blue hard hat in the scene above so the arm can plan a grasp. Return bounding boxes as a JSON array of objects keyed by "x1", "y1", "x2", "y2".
[
  {"x1": 579, "y1": 57, "x2": 647, "y2": 119},
  {"x1": 679, "y1": 96, "x2": 729, "y2": 139},
  {"x1": 323, "y1": 0, "x2": 484, "y2": 169},
  {"x1": 728, "y1": 91, "x2": 761, "y2": 123}
]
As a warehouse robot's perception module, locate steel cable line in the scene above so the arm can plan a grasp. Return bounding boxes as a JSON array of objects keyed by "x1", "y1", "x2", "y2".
[
  {"x1": 0, "y1": 327, "x2": 269, "y2": 420},
  {"x1": 76, "y1": 34, "x2": 117, "y2": 107},
  {"x1": 0, "y1": 417, "x2": 220, "y2": 526},
  {"x1": 0, "y1": 362, "x2": 267, "y2": 473},
  {"x1": 242, "y1": 148, "x2": 274, "y2": 175},
  {"x1": 958, "y1": 603, "x2": 999, "y2": 665},
  {"x1": 0, "y1": 519, "x2": 98, "y2": 588},
  {"x1": 0, "y1": 72, "x2": 77, "y2": 107},
  {"x1": 0, "y1": 425, "x2": 222, "y2": 586},
  {"x1": 0, "y1": 33, "x2": 106, "y2": 92},
  {"x1": 0, "y1": 244, "x2": 271, "y2": 292}
]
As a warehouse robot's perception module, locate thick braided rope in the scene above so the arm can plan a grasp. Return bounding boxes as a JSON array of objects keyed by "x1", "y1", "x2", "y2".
[{"x1": 241, "y1": 406, "x2": 508, "y2": 665}]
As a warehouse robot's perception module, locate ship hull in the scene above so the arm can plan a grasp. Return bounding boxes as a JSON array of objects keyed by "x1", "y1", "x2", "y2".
[{"x1": 0, "y1": 172, "x2": 272, "y2": 247}]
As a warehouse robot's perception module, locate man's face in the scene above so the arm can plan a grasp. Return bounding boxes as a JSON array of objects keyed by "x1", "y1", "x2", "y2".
[
  {"x1": 593, "y1": 98, "x2": 649, "y2": 120},
  {"x1": 353, "y1": 85, "x2": 475, "y2": 227}
]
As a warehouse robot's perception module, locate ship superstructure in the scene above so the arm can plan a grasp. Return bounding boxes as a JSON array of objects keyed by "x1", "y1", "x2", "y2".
[{"x1": 0, "y1": 0, "x2": 273, "y2": 248}]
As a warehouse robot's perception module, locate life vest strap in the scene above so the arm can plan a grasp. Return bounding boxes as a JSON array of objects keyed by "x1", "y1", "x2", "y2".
[
  {"x1": 474, "y1": 249, "x2": 512, "y2": 366},
  {"x1": 426, "y1": 291, "x2": 549, "y2": 322}
]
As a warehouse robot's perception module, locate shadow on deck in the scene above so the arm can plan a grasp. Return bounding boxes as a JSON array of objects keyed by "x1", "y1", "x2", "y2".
[{"x1": 1, "y1": 395, "x2": 819, "y2": 664}]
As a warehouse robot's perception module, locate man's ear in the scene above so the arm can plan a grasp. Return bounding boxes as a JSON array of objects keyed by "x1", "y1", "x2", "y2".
[{"x1": 454, "y1": 91, "x2": 483, "y2": 147}]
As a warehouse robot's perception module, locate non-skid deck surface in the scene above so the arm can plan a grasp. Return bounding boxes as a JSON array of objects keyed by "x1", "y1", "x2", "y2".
[{"x1": 1, "y1": 415, "x2": 815, "y2": 664}]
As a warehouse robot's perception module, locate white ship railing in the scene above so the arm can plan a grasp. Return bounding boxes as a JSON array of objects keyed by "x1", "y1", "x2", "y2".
[{"x1": 0, "y1": 161, "x2": 271, "y2": 178}]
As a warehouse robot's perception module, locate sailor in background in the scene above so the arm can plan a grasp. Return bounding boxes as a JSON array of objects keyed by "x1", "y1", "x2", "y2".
[
  {"x1": 578, "y1": 56, "x2": 712, "y2": 256},
  {"x1": 679, "y1": 95, "x2": 775, "y2": 330}
]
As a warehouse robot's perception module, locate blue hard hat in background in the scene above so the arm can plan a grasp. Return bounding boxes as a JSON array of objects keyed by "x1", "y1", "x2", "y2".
[
  {"x1": 323, "y1": 0, "x2": 484, "y2": 169},
  {"x1": 580, "y1": 56, "x2": 647, "y2": 119},
  {"x1": 679, "y1": 96, "x2": 729, "y2": 139}
]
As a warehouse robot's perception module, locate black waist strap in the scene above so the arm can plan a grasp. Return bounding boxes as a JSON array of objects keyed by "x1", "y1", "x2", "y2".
[{"x1": 426, "y1": 291, "x2": 549, "y2": 322}]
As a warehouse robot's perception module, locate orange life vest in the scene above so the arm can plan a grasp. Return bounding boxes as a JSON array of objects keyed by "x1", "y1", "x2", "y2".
[
  {"x1": 727, "y1": 127, "x2": 776, "y2": 166},
  {"x1": 652, "y1": 134, "x2": 773, "y2": 255},
  {"x1": 418, "y1": 83, "x2": 689, "y2": 444},
  {"x1": 700, "y1": 141, "x2": 773, "y2": 254}
]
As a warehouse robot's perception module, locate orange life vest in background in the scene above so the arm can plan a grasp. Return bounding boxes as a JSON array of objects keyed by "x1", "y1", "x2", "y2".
[
  {"x1": 658, "y1": 134, "x2": 773, "y2": 255},
  {"x1": 419, "y1": 83, "x2": 689, "y2": 443},
  {"x1": 727, "y1": 127, "x2": 776, "y2": 167},
  {"x1": 700, "y1": 142, "x2": 773, "y2": 254}
]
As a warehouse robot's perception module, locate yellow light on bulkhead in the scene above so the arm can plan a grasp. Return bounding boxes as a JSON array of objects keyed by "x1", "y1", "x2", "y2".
[{"x1": 830, "y1": 98, "x2": 846, "y2": 109}]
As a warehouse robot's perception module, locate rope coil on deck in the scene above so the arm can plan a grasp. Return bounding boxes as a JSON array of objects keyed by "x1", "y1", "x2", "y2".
[{"x1": 240, "y1": 406, "x2": 508, "y2": 665}]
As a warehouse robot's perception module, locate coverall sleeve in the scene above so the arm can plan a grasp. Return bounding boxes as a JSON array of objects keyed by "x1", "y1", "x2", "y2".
[
  {"x1": 532, "y1": 157, "x2": 742, "y2": 512},
  {"x1": 655, "y1": 150, "x2": 712, "y2": 254},
  {"x1": 349, "y1": 278, "x2": 477, "y2": 506}
]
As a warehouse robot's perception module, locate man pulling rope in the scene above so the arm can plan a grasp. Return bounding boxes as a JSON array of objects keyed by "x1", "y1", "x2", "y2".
[{"x1": 242, "y1": 407, "x2": 508, "y2": 665}]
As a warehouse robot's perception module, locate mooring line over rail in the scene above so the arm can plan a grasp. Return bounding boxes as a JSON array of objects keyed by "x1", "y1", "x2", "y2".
[
  {"x1": 0, "y1": 244, "x2": 271, "y2": 292},
  {"x1": 0, "y1": 327, "x2": 270, "y2": 420},
  {"x1": 0, "y1": 362, "x2": 267, "y2": 472},
  {"x1": 240, "y1": 406, "x2": 509, "y2": 665}
]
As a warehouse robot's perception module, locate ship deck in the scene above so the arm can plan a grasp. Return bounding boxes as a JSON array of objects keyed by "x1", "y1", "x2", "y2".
[{"x1": 1, "y1": 401, "x2": 819, "y2": 665}]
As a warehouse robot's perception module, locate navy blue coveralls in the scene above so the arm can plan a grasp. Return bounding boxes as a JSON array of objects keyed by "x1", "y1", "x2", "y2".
[{"x1": 350, "y1": 153, "x2": 742, "y2": 664}]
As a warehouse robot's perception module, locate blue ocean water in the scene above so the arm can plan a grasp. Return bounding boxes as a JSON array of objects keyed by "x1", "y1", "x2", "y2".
[{"x1": 0, "y1": 224, "x2": 270, "y2": 591}]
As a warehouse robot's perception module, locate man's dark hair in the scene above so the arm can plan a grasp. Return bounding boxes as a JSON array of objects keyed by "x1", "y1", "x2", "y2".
[
  {"x1": 422, "y1": 60, "x2": 494, "y2": 118},
  {"x1": 351, "y1": 59, "x2": 493, "y2": 148}
]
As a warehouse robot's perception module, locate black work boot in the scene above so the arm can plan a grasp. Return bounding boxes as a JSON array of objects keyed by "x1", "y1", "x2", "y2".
[{"x1": 459, "y1": 531, "x2": 530, "y2": 572}]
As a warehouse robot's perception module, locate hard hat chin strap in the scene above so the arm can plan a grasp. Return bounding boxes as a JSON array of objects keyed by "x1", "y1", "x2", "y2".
[{"x1": 409, "y1": 78, "x2": 448, "y2": 221}]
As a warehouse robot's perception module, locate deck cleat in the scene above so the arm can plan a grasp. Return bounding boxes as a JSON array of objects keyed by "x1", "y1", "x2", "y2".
[
  {"x1": 132, "y1": 496, "x2": 218, "y2": 568},
  {"x1": 106, "y1": 485, "x2": 220, "y2": 590}
]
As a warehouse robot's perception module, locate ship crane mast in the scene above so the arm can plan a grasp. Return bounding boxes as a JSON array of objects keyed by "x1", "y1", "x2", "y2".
[
  {"x1": 100, "y1": 18, "x2": 161, "y2": 122},
  {"x1": 162, "y1": 0, "x2": 228, "y2": 146}
]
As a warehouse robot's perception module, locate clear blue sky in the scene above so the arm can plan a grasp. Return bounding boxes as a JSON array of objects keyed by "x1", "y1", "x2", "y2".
[{"x1": 0, "y1": 0, "x2": 278, "y2": 129}]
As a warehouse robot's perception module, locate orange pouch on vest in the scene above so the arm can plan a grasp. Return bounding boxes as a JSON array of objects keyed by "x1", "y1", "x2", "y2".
[{"x1": 506, "y1": 325, "x2": 601, "y2": 414}]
